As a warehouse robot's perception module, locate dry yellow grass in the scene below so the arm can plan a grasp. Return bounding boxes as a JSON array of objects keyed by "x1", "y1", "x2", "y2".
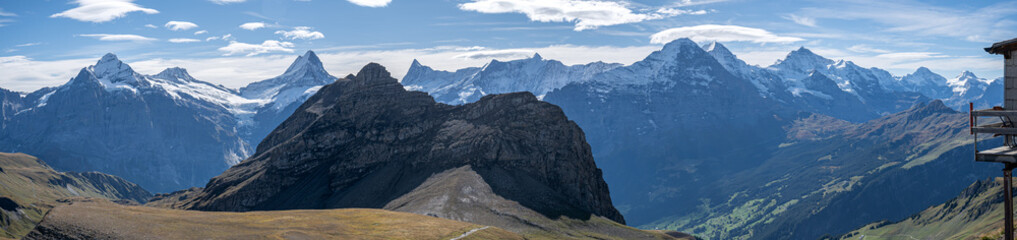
[{"x1": 26, "y1": 198, "x2": 525, "y2": 240}]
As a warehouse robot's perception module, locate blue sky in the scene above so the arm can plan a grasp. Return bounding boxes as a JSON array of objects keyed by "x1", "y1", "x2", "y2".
[{"x1": 0, "y1": 0, "x2": 1014, "y2": 92}]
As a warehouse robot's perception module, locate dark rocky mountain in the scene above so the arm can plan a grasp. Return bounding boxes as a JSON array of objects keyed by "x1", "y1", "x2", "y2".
[
  {"x1": 165, "y1": 63, "x2": 670, "y2": 238},
  {"x1": 0, "y1": 152, "x2": 150, "y2": 239}
]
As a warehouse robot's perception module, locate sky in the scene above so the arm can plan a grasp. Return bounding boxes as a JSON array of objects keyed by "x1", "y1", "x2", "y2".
[{"x1": 0, "y1": 0, "x2": 1014, "y2": 92}]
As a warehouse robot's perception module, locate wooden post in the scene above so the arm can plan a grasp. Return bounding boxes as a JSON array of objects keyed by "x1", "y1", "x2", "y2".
[{"x1": 1006, "y1": 164, "x2": 1014, "y2": 240}]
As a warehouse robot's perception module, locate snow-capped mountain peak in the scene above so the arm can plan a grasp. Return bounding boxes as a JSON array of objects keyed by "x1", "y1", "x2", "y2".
[
  {"x1": 239, "y1": 50, "x2": 337, "y2": 100},
  {"x1": 89, "y1": 53, "x2": 141, "y2": 83},
  {"x1": 283, "y1": 50, "x2": 325, "y2": 74},
  {"x1": 770, "y1": 47, "x2": 835, "y2": 74},
  {"x1": 155, "y1": 67, "x2": 196, "y2": 82}
]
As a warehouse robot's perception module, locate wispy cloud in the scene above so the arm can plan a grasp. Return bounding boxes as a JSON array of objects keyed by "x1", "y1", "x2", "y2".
[
  {"x1": 799, "y1": 0, "x2": 1017, "y2": 42},
  {"x1": 210, "y1": 0, "x2": 246, "y2": 5},
  {"x1": 784, "y1": 14, "x2": 816, "y2": 27},
  {"x1": 239, "y1": 22, "x2": 266, "y2": 30},
  {"x1": 650, "y1": 25, "x2": 804, "y2": 44},
  {"x1": 165, "y1": 21, "x2": 198, "y2": 31},
  {"x1": 458, "y1": 0, "x2": 698, "y2": 31},
  {"x1": 15, "y1": 43, "x2": 41, "y2": 48},
  {"x1": 206, "y1": 34, "x2": 233, "y2": 41},
  {"x1": 168, "y1": 38, "x2": 201, "y2": 43},
  {"x1": 846, "y1": 44, "x2": 889, "y2": 53},
  {"x1": 0, "y1": 8, "x2": 17, "y2": 17},
  {"x1": 144, "y1": 24, "x2": 158, "y2": 29},
  {"x1": 275, "y1": 26, "x2": 324, "y2": 40},
  {"x1": 78, "y1": 33, "x2": 157, "y2": 41},
  {"x1": 218, "y1": 40, "x2": 295, "y2": 56},
  {"x1": 347, "y1": 0, "x2": 391, "y2": 7},
  {"x1": 194, "y1": 30, "x2": 208, "y2": 35},
  {"x1": 454, "y1": 49, "x2": 535, "y2": 59},
  {"x1": 51, "y1": 0, "x2": 159, "y2": 23}
]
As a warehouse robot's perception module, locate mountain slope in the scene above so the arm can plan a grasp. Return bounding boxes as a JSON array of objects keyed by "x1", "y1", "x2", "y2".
[
  {"x1": 842, "y1": 178, "x2": 1010, "y2": 240},
  {"x1": 0, "y1": 152, "x2": 151, "y2": 239},
  {"x1": 25, "y1": 198, "x2": 527, "y2": 240},
  {"x1": 0, "y1": 51, "x2": 340, "y2": 193},
  {"x1": 0, "y1": 54, "x2": 251, "y2": 193},
  {"x1": 643, "y1": 100, "x2": 996, "y2": 239},
  {"x1": 165, "y1": 63, "x2": 673, "y2": 239}
]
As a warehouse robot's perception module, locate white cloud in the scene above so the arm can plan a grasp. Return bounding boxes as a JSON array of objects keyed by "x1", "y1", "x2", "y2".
[
  {"x1": 50, "y1": 0, "x2": 158, "y2": 23},
  {"x1": 0, "y1": 19, "x2": 13, "y2": 27},
  {"x1": 239, "y1": 22, "x2": 265, "y2": 30},
  {"x1": 194, "y1": 30, "x2": 208, "y2": 35},
  {"x1": 206, "y1": 34, "x2": 233, "y2": 41},
  {"x1": 657, "y1": 8, "x2": 710, "y2": 16},
  {"x1": 458, "y1": 0, "x2": 688, "y2": 31},
  {"x1": 0, "y1": 8, "x2": 17, "y2": 17},
  {"x1": 347, "y1": 0, "x2": 391, "y2": 7},
  {"x1": 165, "y1": 21, "x2": 198, "y2": 31},
  {"x1": 846, "y1": 44, "x2": 889, "y2": 53},
  {"x1": 144, "y1": 24, "x2": 157, "y2": 28},
  {"x1": 210, "y1": 0, "x2": 246, "y2": 4},
  {"x1": 784, "y1": 14, "x2": 816, "y2": 27},
  {"x1": 274, "y1": 26, "x2": 324, "y2": 40},
  {"x1": 79, "y1": 33, "x2": 156, "y2": 41},
  {"x1": 218, "y1": 40, "x2": 295, "y2": 56},
  {"x1": 650, "y1": 24, "x2": 804, "y2": 44},
  {"x1": 455, "y1": 49, "x2": 535, "y2": 59},
  {"x1": 168, "y1": 38, "x2": 201, "y2": 43},
  {"x1": 14, "y1": 43, "x2": 40, "y2": 48}
]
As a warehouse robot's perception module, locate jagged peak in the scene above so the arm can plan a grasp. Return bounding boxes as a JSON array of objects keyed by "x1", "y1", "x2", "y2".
[
  {"x1": 908, "y1": 99, "x2": 956, "y2": 115},
  {"x1": 703, "y1": 41, "x2": 732, "y2": 56},
  {"x1": 914, "y1": 66, "x2": 933, "y2": 74},
  {"x1": 410, "y1": 59, "x2": 422, "y2": 68},
  {"x1": 89, "y1": 52, "x2": 139, "y2": 83},
  {"x1": 660, "y1": 38, "x2": 699, "y2": 53},
  {"x1": 354, "y1": 63, "x2": 395, "y2": 84},
  {"x1": 154, "y1": 67, "x2": 198, "y2": 83},
  {"x1": 957, "y1": 70, "x2": 978, "y2": 79},
  {"x1": 531, "y1": 52, "x2": 543, "y2": 61},
  {"x1": 283, "y1": 50, "x2": 326, "y2": 74}
]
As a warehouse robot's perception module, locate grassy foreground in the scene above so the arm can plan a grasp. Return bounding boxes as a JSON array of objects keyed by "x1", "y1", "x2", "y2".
[{"x1": 26, "y1": 198, "x2": 525, "y2": 240}]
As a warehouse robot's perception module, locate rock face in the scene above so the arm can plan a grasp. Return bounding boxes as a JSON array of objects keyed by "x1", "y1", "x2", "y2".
[{"x1": 177, "y1": 63, "x2": 624, "y2": 228}]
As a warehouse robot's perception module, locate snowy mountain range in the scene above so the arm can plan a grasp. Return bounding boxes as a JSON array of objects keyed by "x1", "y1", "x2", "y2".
[
  {"x1": 0, "y1": 50, "x2": 337, "y2": 193},
  {"x1": 407, "y1": 40, "x2": 1000, "y2": 118},
  {"x1": 401, "y1": 53, "x2": 621, "y2": 104}
]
